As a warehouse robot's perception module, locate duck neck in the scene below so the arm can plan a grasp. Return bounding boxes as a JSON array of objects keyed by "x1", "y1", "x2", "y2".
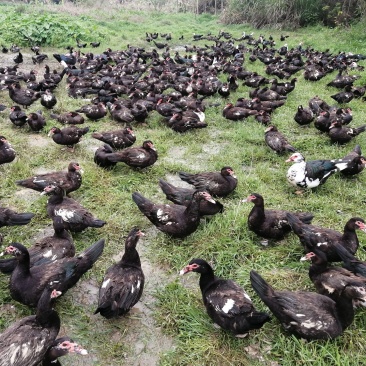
[
  {"x1": 250, "y1": 200, "x2": 266, "y2": 222},
  {"x1": 48, "y1": 188, "x2": 64, "y2": 205},
  {"x1": 308, "y1": 261, "x2": 327, "y2": 281},
  {"x1": 15, "y1": 250, "x2": 31, "y2": 277},
  {"x1": 120, "y1": 247, "x2": 141, "y2": 268},
  {"x1": 184, "y1": 194, "x2": 201, "y2": 221},
  {"x1": 42, "y1": 351, "x2": 62, "y2": 366},
  {"x1": 198, "y1": 268, "x2": 216, "y2": 294},
  {"x1": 55, "y1": 227, "x2": 73, "y2": 242},
  {"x1": 36, "y1": 288, "x2": 60, "y2": 329},
  {"x1": 341, "y1": 228, "x2": 359, "y2": 253}
]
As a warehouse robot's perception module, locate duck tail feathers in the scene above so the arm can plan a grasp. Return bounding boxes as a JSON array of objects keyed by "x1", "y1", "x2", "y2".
[
  {"x1": 8, "y1": 212, "x2": 35, "y2": 226},
  {"x1": 250, "y1": 270, "x2": 275, "y2": 299},
  {"x1": 81, "y1": 238, "x2": 105, "y2": 263}
]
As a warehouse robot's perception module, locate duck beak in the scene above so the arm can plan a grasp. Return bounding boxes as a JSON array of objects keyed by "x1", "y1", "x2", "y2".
[
  {"x1": 300, "y1": 255, "x2": 308, "y2": 261},
  {"x1": 203, "y1": 192, "x2": 216, "y2": 204},
  {"x1": 179, "y1": 264, "x2": 193, "y2": 275}
]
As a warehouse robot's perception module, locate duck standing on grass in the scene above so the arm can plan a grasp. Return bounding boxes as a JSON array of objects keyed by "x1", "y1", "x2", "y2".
[
  {"x1": 48, "y1": 126, "x2": 89, "y2": 151},
  {"x1": 16, "y1": 161, "x2": 83, "y2": 194},
  {"x1": 243, "y1": 193, "x2": 313, "y2": 242},
  {"x1": 95, "y1": 227, "x2": 145, "y2": 318},
  {"x1": 286, "y1": 152, "x2": 349, "y2": 192},
  {"x1": 106, "y1": 140, "x2": 157, "y2": 169},
  {"x1": 179, "y1": 166, "x2": 237, "y2": 197},
  {"x1": 180, "y1": 259, "x2": 271, "y2": 337},
  {"x1": 132, "y1": 191, "x2": 214, "y2": 238},
  {"x1": 42, "y1": 184, "x2": 106, "y2": 232},
  {"x1": 250, "y1": 270, "x2": 354, "y2": 340},
  {"x1": 264, "y1": 125, "x2": 296, "y2": 154},
  {"x1": 5, "y1": 239, "x2": 105, "y2": 307},
  {"x1": 286, "y1": 213, "x2": 366, "y2": 262},
  {"x1": 301, "y1": 250, "x2": 366, "y2": 307}
]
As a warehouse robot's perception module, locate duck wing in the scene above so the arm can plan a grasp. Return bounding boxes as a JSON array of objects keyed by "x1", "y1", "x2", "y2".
[
  {"x1": 95, "y1": 265, "x2": 144, "y2": 318},
  {"x1": 205, "y1": 279, "x2": 254, "y2": 318}
]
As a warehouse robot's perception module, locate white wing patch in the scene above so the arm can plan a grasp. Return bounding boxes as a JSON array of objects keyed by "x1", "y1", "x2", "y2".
[
  {"x1": 301, "y1": 319, "x2": 324, "y2": 330},
  {"x1": 222, "y1": 298, "x2": 235, "y2": 313},
  {"x1": 156, "y1": 208, "x2": 169, "y2": 223},
  {"x1": 102, "y1": 278, "x2": 111, "y2": 289},
  {"x1": 54, "y1": 208, "x2": 76, "y2": 222},
  {"x1": 33, "y1": 177, "x2": 46, "y2": 183}
]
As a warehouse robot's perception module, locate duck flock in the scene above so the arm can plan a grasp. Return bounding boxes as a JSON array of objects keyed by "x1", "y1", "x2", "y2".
[{"x1": 1, "y1": 27, "x2": 366, "y2": 364}]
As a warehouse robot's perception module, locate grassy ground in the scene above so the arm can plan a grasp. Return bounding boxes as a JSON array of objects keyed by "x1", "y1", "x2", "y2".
[{"x1": 1, "y1": 2, "x2": 366, "y2": 365}]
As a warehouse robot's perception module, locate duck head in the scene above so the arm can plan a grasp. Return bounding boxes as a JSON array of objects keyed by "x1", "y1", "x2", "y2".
[
  {"x1": 179, "y1": 258, "x2": 212, "y2": 275},
  {"x1": 286, "y1": 152, "x2": 305, "y2": 163}
]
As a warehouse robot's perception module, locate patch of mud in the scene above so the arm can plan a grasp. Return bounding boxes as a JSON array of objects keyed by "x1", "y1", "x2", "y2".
[
  {"x1": 14, "y1": 187, "x2": 40, "y2": 202},
  {"x1": 31, "y1": 224, "x2": 54, "y2": 241},
  {"x1": 208, "y1": 128, "x2": 223, "y2": 139},
  {"x1": 72, "y1": 278, "x2": 100, "y2": 307},
  {"x1": 27, "y1": 134, "x2": 53, "y2": 148},
  {"x1": 163, "y1": 141, "x2": 229, "y2": 171},
  {"x1": 202, "y1": 141, "x2": 228, "y2": 155}
]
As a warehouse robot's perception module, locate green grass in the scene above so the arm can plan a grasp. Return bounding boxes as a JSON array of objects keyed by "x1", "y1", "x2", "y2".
[{"x1": 1, "y1": 2, "x2": 366, "y2": 365}]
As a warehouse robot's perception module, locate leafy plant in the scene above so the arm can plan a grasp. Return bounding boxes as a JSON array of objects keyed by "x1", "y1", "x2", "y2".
[{"x1": 0, "y1": 11, "x2": 107, "y2": 46}]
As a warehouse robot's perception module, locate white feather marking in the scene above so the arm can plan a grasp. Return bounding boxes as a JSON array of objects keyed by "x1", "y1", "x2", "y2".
[
  {"x1": 156, "y1": 208, "x2": 169, "y2": 222},
  {"x1": 136, "y1": 280, "x2": 141, "y2": 289},
  {"x1": 43, "y1": 94, "x2": 53, "y2": 101},
  {"x1": 131, "y1": 285, "x2": 135, "y2": 294},
  {"x1": 43, "y1": 249, "x2": 53, "y2": 258},
  {"x1": 301, "y1": 319, "x2": 324, "y2": 329},
  {"x1": 10, "y1": 344, "x2": 20, "y2": 364},
  {"x1": 222, "y1": 298, "x2": 235, "y2": 313},
  {"x1": 102, "y1": 278, "x2": 111, "y2": 289},
  {"x1": 323, "y1": 283, "x2": 335, "y2": 294},
  {"x1": 33, "y1": 178, "x2": 46, "y2": 183},
  {"x1": 243, "y1": 291, "x2": 251, "y2": 301},
  {"x1": 54, "y1": 208, "x2": 76, "y2": 222}
]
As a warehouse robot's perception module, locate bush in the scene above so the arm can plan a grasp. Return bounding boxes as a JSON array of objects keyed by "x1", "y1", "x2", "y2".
[{"x1": 0, "y1": 10, "x2": 107, "y2": 47}]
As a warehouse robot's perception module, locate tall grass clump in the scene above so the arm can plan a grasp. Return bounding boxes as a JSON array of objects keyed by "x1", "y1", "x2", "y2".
[{"x1": 221, "y1": 0, "x2": 365, "y2": 28}]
